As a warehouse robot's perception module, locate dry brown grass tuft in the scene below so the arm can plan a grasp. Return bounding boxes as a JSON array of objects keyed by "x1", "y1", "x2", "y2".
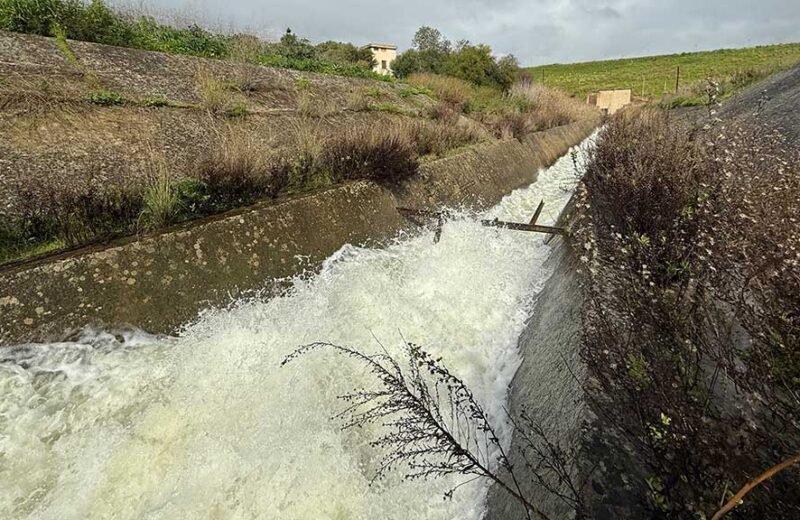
[
  {"x1": 195, "y1": 70, "x2": 247, "y2": 115},
  {"x1": 425, "y1": 100, "x2": 461, "y2": 125},
  {"x1": 403, "y1": 119, "x2": 485, "y2": 157},
  {"x1": 296, "y1": 90, "x2": 335, "y2": 118},
  {"x1": 509, "y1": 82, "x2": 598, "y2": 130},
  {"x1": 320, "y1": 124, "x2": 419, "y2": 185},
  {"x1": 407, "y1": 73, "x2": 472, "y2": 108},
  {"x1": 195, "y1": 125, "x2": 288, "y2": 207}
]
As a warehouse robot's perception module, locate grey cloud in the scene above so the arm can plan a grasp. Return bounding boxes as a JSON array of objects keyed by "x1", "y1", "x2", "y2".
[{"x1": 150, "y1": 0, "x2": 800, "y2": 65}]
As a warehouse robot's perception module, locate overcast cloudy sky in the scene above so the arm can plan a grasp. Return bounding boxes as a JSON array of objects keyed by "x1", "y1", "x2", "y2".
[{"x1": 144, "y1": 0, "x2": 800, "y2": 65}]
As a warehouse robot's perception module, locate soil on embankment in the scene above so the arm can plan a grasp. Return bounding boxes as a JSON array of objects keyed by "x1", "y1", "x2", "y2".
[{"x1": 0, "y1": 118, "x2": 598, "y2": 345}]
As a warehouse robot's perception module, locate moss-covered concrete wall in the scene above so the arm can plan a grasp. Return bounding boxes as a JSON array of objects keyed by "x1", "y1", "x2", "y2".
[{"x1": 0, "y1": 119, "x2": 598, "y2": 345}]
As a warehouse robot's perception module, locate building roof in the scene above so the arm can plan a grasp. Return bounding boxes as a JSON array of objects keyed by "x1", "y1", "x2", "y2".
[{"x1": 363, "y1": 43, "x2": 398, "y2": 50}]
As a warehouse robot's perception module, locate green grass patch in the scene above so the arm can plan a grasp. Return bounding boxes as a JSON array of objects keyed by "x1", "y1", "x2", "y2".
[
  {"x1": 0, "y1": 232, "x2": 64, "y2": 265},
  {"x1": 370, "y1": 102, "x2": 412, "y2": 116},
  {"x1": 88, "y1": 90, "x2": 124, "y2": 106},
  {"x1": 224, "y1": 102, "x2": 248, "y2": 118},
  {"x1": 143, "y1": 96, "x2": 170, "y2": 108},
  {"x1": 527, "y1": 42, "x2": 800, "y2": 99},
  {"x1": 364, "y1": 86, "x2": 386, "y2": 98}
]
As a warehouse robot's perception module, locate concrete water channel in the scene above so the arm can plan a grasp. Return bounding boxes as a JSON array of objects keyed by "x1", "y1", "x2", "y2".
[{"x1": 0, "y1": 132, "x2": 598, "y2": 518}]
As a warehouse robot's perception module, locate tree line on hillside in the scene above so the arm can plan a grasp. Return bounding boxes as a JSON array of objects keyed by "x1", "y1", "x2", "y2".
[
  {"x1": 0, "y1": 0, "x2": 380, "y2": 78},
  {"x1": 0, "y1": 1, "x2": 520, "y2": 87},
  {"x1": 393, "y1": 26, "x2": 519, "y2": 91}
]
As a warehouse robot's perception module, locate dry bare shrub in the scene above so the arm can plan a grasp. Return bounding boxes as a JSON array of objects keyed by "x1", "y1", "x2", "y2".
[
  {"x1": 320, "y1": 124, "x2": 419, "y2": 185},
  {"x1": 284, "y1": 341, "x2": 587, "y2": 520},
  {"x1": 574, "y1": 108, "x2": 800, "y2": 517},
  {"x1": 707, "y1": 127, "x2": 800, "y2": 432},
  {"x1": 425, "y1": 100, "x2": 461, "y2": 125},
  {"x1": 195, "y1": 126, "x2": 288, "y2": 208},
  {"x1": 509, "y1": 82, "x2": 597, "y2": 130},
  {"x1": 403, "y1": 119, "x2": 484, "y2": 157},
  {"x1": 494, "y1": 111, "x2": 536, "y2": 140}
]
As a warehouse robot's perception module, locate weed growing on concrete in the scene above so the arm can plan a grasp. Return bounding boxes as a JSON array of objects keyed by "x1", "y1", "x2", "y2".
[
  {"x1": 397, "y1": 84, "x2": 433, "y2": 98},
  {"x1": 195, "y1": 127, "x2": 288, "y2": 210},
  {"x1": 139, "y1": 157, "x2": 180, "y2": 230},
  {"x1": 364, "y1": 86, "x2": 386, "y2": 98},
  {"x1": 195, "y1": 72, "x2": 242, "y2": 115},
  {"x1": 370, "y1": 102, "x2": 410, "y2": 116},
  {"x1": 224, "y1": 101, "x2": 248, "y2": 118}
]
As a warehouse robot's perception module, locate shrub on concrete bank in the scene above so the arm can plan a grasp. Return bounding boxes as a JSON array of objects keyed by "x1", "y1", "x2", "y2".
[
  {"x1": 574, "y1": 108, "x2": 800, "y2": 517},
  {"x1": 195, "y1": 129, "x2": 288, "y2": 209},
  {"x1": 321, "y1": 125, "x2": 419, "y2": 184},
  {"x1": 8, "y1": 173, "x2": 143, "y2": 248}
]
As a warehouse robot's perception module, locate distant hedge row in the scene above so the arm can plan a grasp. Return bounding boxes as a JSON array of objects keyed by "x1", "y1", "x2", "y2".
[{"x1": 0, "y1": 0, "x2": 388, "y2": 80}]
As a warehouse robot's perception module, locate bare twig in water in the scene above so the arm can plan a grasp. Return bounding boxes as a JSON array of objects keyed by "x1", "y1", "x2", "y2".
[{"x1": 283, "y1": 341, "x2": 553, "y2": 520}]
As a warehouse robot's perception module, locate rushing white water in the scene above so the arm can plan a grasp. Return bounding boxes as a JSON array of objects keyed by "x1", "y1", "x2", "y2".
[{"x1": 0, "y1": 134, "x2": 596, "y2": 520}]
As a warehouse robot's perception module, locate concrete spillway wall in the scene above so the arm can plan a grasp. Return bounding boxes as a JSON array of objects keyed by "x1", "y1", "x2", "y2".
[{"x1": 0, "y1": 118, "x2": 598, "y2": 345}]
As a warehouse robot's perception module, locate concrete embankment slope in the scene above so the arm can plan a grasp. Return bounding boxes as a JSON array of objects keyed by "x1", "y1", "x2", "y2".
[
  {"x1": 716, "y1": 64, "x2": 800, "y2": 146},
  {"x1": 0, "y1": 119, "x2": 598, "y2": 345}
]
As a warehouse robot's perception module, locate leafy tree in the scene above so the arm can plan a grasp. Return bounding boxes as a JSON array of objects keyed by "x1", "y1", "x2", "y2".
[
  {"x1": 391, "y1": 48, "x2": 422, "y2": 78},
  {"x1": 394, "y1": 26, "x2": 519, "y2": 89},
  {"x1": 444, "y1": 43, "x2": 496, "y2": 87},
  {"x1": 494, "y1": 54, "x2": 520, "y2": 90},
  {"x1": 316, "y1": 40, "x2": 374, "y2": 68},
  {"x1": 277, "y1": 27, "x2": 316, "y2": 60},
  {"x1": 411, "y1": 25, "x2": 451, "y2": 54}
]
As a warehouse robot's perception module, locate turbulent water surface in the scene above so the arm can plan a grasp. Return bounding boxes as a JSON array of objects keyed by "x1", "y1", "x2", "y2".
[{"x1": 0, "y1": 134, "x2": 596, "y2": 519}]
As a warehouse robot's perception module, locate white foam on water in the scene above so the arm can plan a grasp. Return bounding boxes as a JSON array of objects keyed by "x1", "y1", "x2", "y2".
[{"x1": 0, "y1": 133, "x2": 596, "y2": 520}]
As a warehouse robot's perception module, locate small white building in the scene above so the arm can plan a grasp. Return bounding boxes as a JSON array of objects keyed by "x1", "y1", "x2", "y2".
[{"x1": 363, "y1": 43, "x2": 397, "y2": 76}]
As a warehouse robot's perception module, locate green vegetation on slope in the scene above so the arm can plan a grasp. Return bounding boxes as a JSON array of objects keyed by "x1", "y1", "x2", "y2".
[
  {"x1": 392, "y1": 26, "x2": 519, "y2": 91},
  {"x1": 527, "y1": 43, "x2": 800, "y2": 101},
  {"x1": 0, "y1": 0, "x2": 389, "y2": 81}
]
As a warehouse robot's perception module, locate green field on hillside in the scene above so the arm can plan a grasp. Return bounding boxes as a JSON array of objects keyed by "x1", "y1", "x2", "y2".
[{"x1": 527, "y1": 43, "x2": 800, "y2": 101}]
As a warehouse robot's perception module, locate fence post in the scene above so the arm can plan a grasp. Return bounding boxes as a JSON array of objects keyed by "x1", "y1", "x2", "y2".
[{"x1": 675, "y1": 66, "x2": 681, "y2": 94}]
